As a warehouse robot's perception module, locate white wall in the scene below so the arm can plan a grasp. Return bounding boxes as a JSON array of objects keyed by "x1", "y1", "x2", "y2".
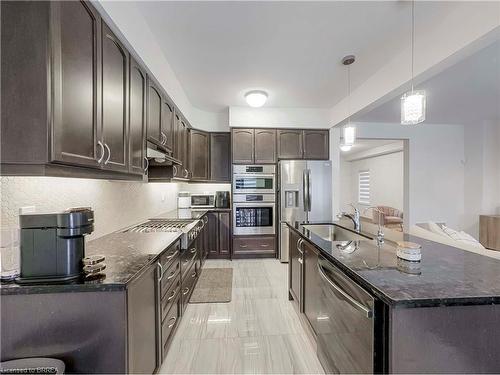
[
  {"x1": 340, "y1": 151, "x2": 404, "y2": 218},
  {"x1": 229, "y1": 106, "x2": 332, "y2": 128},
  {"x1": 333, "y1": 123, "x2": 466, "y2": 230}
]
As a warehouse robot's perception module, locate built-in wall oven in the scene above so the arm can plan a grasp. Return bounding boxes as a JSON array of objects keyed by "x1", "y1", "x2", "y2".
[
  {"x1": 233, "y1": 165, "x2": 276, "y2": 194},
  {"x1": 233, "y1": 194, "x2": 275, "y2": 235}
]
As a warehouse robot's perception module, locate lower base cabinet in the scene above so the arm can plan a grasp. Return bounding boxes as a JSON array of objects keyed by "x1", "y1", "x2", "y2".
[
  {"x1": 233, "y1": 235, "x2": 276, "y2": 258},
  {"x1": 207, "y1": 211, "x2": 231, "y2": 259}
]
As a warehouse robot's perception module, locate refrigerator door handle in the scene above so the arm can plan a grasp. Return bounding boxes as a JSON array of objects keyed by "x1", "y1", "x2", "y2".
[
  {"x1": 302, "y1": 169, "x2": 308, "y2": 213},
  {"x1": 306, "y1": 169, "x2": 312, "y2": 212}
]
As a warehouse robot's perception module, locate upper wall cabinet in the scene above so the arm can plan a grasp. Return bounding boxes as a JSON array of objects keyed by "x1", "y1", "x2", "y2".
[
  {"x1": 51, "y1": 1, "x2": 102, "y2": 169},
  {"x1": 210, "y1": 133, "x2": 231, "y2": 182},
  {"x1": 278, "y1": 129, "x2": 329, "y2": 160},
  {"x1": 101, "y1": 22, "x2": 129, "y2": 173},
  {"x1": 254, "y1": 129, "x2": 277, "y2": 164},
  {"x1": 0, "y1": 1, "x2": 146, "y2": 180},
  {"x1": 190, "y1": 130, "x2": 209, "y2": 180},
  {"x1": 232, "y1": 128, "x2": 277, "y2": 164},
  {"x1": 162, "y1": 99, "x2": 174, "y2": 152},
  {"x1": 232, "y1": 128, "x2": 254, "y2": 164},
  {"x1": 128, "y1": 57, "x2": 146, "y2": 175},
  {"x1": 277, "y1": 130, "x2": 303, "y2": 159},
  {"x1": 147, "y1": 76, "x2": 163, "y2": 147}
]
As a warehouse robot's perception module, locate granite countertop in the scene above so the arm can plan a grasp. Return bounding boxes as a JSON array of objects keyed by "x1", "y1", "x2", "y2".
[
  {"x1": 287, "y1": 221, "x2": 500, "y2": 307},
  {"x1": 1, "y1": 230, "x2": 182, "y2": 296}
]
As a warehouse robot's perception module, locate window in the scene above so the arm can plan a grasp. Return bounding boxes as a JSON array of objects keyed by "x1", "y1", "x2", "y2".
[{"x1": 358, "y1": 170, "x2": 370, "y2": 205}]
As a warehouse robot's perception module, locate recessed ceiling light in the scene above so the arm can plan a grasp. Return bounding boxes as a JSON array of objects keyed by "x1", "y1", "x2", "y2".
[{"x1": 245, "y1": 90, "x2": 268, "y2": 108}]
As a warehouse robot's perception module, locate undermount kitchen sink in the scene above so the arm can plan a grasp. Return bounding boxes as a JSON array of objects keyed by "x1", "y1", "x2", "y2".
[{"x1": 302, "y1": 224, "x2": 373, "y2": 242}]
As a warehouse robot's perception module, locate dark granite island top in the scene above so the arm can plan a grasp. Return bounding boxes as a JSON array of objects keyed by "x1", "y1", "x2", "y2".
[
  {"x1": 287, "y1": 221, "x2": 500, "y2": 307},
  {"x1": 0, "y1": 231, "x2": 182, "y2": 295}
]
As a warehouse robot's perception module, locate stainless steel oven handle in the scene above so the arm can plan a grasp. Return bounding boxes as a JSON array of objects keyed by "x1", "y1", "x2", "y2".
[{"x1": 317, "y1": 264, "x2": 373, "y2": 318}]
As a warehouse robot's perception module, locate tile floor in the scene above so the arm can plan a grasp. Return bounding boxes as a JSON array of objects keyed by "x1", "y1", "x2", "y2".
[{"x1": 159, "y1": 259, "x2": 324, "y2": 374}]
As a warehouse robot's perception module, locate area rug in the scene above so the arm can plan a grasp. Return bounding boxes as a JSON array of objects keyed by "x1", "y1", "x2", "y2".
[{"x1": 189, "y1": 268, "x2": 233, "y2": 303}]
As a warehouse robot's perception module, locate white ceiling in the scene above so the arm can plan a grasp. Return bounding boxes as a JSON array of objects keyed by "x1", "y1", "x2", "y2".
[
  {"x1": 135, "y1": 1, "x2": 453, "y2": 112},
  {"x1": 353, "y1": 40, "x2": 500, "y2": 126},
  {"x1": 340, "y1": 139, "x2": 402, "y2": 158}
]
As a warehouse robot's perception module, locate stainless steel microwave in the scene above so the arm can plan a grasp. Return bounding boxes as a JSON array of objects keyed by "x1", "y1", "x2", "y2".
[{"x1": 233, "y1": 165, "x2": 276, "y2": 194}]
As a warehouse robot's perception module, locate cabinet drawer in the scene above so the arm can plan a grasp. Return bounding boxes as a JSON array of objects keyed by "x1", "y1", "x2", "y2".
[
  {"x1": 161, "y1": 274, "x2": 181, "y2": 322},
  {"x1": 160, "y1": 241, "x2": 181, "y2": 269},
  {"x1": 160, "y1": 260, "x2": 180, "y2": 298},
  {"x1": 180, "y1": 247, "x2": 197, "y2": 278},
  {"x1": 233, "y1": 236, "x2": 276, "y2": 255},
  {"x1": 181, "y1": 264, "x2": 198, "y2": 310},
  {"x1": 161, "y1": 294, "x2": 181, "y2": 360}
]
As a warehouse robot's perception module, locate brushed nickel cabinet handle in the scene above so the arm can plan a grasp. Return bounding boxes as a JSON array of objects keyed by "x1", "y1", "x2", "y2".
[
  {"x1": 182, "y1": 287, "x2": 190, "y2": 295},
  {"x1": 157, "y1": 262, "x2": 164, "y2": 282},
  {"x1": 104, "y1": 143, "x2": 111, "y2": 165},
  {"x1": 166, "y1": 271, "x2": 176, "y2": 281},
  {"x1": 173, "y1": 165, "x2": 178, "y2": 176},
  {"x1": 167, "y1": 290, "x2": 176, "y2": 301},
  {"x1": 166, "y1": 250, "x2": 178, "y2": 260},
  {"x1": 97, "y1": 141, "x2": 105, "y2": 163},
  {"x1": 190, "y1": 247, "x2": 197, "y2": 254},
  {"x1": 240, "y1": 244, "x2": 248, "y2": 248},
  {"x1": 143, "y1": 157, "x2": 149, "y2": 172},
  {"x1": 167, "y1": 316, "x2": 177, "y2": 328},
  {"x1": 260, "y1": 244, "x2": 270, "y2": 248}
]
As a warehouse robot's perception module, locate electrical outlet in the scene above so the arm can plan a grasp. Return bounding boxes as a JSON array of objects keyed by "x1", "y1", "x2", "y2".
[{"x1": 19, "y1": 206, "x2": 36, "y2": 214}]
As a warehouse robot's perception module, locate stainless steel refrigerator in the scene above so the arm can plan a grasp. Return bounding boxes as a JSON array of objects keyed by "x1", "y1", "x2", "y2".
[{"x1": 278, "y1": 160, "x2": 332, "y2": 262}]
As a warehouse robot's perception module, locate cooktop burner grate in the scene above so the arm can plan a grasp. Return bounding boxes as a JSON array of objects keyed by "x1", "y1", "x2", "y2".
[{"x1": 125, "y1": 219, "x2": 193, "y2": 233}]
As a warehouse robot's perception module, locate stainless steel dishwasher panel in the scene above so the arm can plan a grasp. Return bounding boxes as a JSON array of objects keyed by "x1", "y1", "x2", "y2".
[{"x1": 316, "y1": 255, "x2": 375, "y2": 374}]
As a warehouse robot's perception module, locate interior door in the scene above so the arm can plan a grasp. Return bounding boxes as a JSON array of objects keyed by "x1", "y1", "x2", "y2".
[{"x1": 101, "y1": 22, "x2": 128, "y2": 172}]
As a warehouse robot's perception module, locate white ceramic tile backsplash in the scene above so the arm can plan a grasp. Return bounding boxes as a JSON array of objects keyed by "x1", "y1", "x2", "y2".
[{"x1": 0, "y1": 177, "x2": 180, "y2": 240}]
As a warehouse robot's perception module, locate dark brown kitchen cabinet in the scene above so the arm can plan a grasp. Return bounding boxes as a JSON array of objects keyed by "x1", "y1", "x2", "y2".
[
  {"x1": 303, "y1": 239, "x2": 320, "y2": 334},
  {"x1": 278, "y1": 129, "x2": 329, "y2": 160},
  {"x1": 210, "y1": 133, "x2": 231, "y2": 182},
  {"x1": 162, "y1": 99, "x2": 174, "y2": 151},
  {"x1": 147, "y1": 77, "x2": 163, "y2": 145},
  {"x1": 232, "y1": 128, "x2": 254, "y2": 164},
  {"x1": 127, "y1": 261, "x2": 159, "y2": 374},
  {"x1": 303, "y1": 130, "x2": 329, "y2": 160},
  {"x1": 128, "y1": 57, "x2": 146, "y2": 175},
  {"x1": 278, "y1": 130, "x2": 303, "y2": 159},
  {"x1": 232, "y1": 236, "x2": 276, "y2": 257},
  {"x1": 254, "y1": 129, "x2": 277, "y2": 164},
  {"x1": 51, "y1": 0, "x2": 102, "y2": 169},
  {"x1": 207, "y1": 212, "x2": 231, "y2": 259},
  {"x1": 289, "y1": 229, "x2": 303, "y2": 311},
  {"x1": 101, "y1": 22, "x2": 129, "y2": 173},
  {"x1": 190, "y1": 130, "x2": 210, "y2": 180}
]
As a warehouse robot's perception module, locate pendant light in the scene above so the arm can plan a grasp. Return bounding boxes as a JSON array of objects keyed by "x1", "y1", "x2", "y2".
[
  {"x1": 401, "y1": 0, "x2": 426, "y2": 125},
  {"x1": 341, "y1": 55, "x2": 356, "y2": 151}
]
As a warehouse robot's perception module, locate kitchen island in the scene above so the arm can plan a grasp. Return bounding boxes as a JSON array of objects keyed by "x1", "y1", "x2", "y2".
[
  {"x1": 287, "y1": 221, "x2": 500, "y2": 373},
  {"x1": 0, "y1": 209, "x2": 212, "y2": 374}
]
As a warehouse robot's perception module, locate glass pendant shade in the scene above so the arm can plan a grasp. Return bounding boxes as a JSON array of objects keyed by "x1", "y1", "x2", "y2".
[
  {"x1": 339, "y1": 144, "x2": 352, "y2": 152},
  {"x1": 401, "y1": 90, "x2": 426, "y2": 125},
  {"x1": 343, "y1": 125, "x2": 356, "y2": 146}
]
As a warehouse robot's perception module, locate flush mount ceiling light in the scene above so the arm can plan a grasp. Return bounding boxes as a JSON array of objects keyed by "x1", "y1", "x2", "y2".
[
  {"x1": 340, "y1": 55, "x2": 357, "y2": 150},
  {"x1": 401, "y1": 0, "x2": 426, "y2": 125},
  {"x1": 245, "y1": 90, "x2": 268, "y2": 108}
]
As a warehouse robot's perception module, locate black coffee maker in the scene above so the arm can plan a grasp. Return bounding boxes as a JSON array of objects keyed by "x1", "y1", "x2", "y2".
[
  {"x1": 16, "y1": 208, "x2": 94, "y2": 284},
  {"x1": 215, "y1": 191, "x2": 230, "y2": 208}
]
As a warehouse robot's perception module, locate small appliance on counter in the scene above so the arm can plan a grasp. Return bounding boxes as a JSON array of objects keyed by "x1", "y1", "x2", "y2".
[
  {"x1": 16, "y1": 208, "x2": 94, "y2": 284},
  {"x1": 215, "y1": 191, "x2": 230, "y2": 208},
  {"x1": 191, "y1": 193, "x2": 215, "y2": 209},
  {"x1": 177, "y1": 192, "x2": 191, "y2": 209}
]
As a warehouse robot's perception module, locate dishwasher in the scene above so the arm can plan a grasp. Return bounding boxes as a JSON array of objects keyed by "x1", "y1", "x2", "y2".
[{"x1": 316, "y1": 255, "x2": 375, "y2": 374}]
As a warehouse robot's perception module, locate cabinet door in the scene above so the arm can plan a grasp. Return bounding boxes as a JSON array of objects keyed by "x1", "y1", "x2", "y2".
[
  {"x1": 51, "y1": 1, "x2": 102, "y2": 168},
  {"x1": 210, "y1": 133, "x2": 231, "y2": 182},
  {"x1": 190, "y1": 130, "x2": 210, "y2": 180},
  {"x1": 303, "y1": 130, "x2": 329, "y2": 160},
  {"x1": 184, "y1": 125, "x2": 191, "y2": 179},
  {"x1": 207, "y1": 212, "x2": 219, "y2": 256},
  {"x1": 162, "y1": 99, "x2": 174, "y2": 151},
  {"x1": 128, "y1": 57, "x2": 146, "y2": 175},
  {"x1": 147, "y1": 78, "x2": 162, "y2": 145},
  {"x1": 278, "y1": 130, "x2": 303, "y2": 159},
  {"x1": 172, "y1": 114, "x2": 183, "y2": 178},
  {"x1": 101, "y1": 22, "x2": 128, "y2": 172},
  {"x1": 289, "y1": 229, "x2": 302, "y2": 309},
  {"x1": 232, "y1": 129, "x2": 254, "y2": 164},
  {"x1": 254, "y1": 129, "x2": 276, "y2": 164},
  {"x1": 303, "y1": 241, "x2": 319, "y2": 334},
  {"x1": 218, "y1": 212, "x2": 231, "y2": 256},
  {"x1": 127, "y1": 262, "x2": 159, "y2": 374}
]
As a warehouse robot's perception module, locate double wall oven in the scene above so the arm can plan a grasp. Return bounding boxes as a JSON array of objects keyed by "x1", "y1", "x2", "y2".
[{"x1": 233, "y1": 165, "x2": 276, "y2": 236}]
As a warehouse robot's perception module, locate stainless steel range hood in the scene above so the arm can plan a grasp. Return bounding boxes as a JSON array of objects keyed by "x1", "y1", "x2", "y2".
[{"x1": 146, "y1": 141, "x2": 181, "y2": 165}]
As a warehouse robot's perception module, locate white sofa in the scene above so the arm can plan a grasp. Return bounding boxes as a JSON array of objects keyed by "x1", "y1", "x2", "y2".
[{"x1": 409, "y1": 223, "x2": 500, "y2": 260}]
